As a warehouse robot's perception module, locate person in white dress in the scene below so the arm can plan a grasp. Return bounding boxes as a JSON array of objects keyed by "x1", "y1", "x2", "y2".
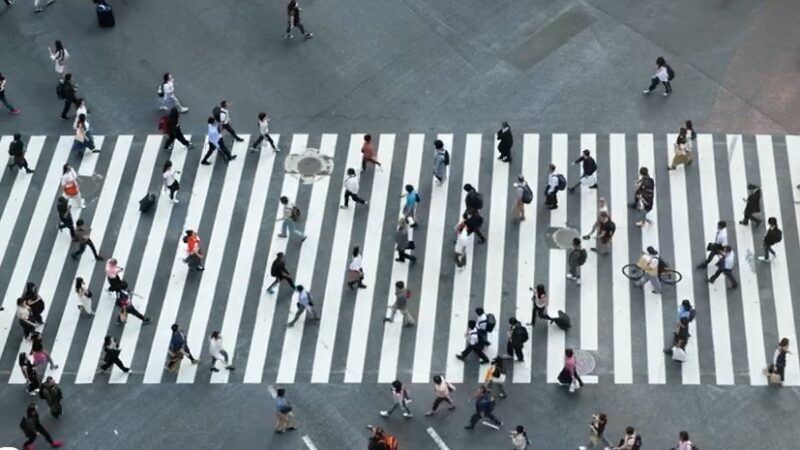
[
  {"x1": 208, "y1": 331, "x2": 235, "y2": 372},
  {"x1": 74, "y1": 277, "x2": 93, "y2": 316},
  {"x1": 158, "y1": 73, "x2": 188, "y2": 113},
  {"x1": 48, "y1": 40, "x2": 69, "y2": 75}
]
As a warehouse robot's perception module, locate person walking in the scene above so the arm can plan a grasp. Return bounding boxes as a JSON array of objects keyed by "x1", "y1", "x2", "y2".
[
  {"x1": 158, "y1": 73, "x2": 189, "y2": 113},
  {"x1": 23, "y1": 282, "x2": 45, "y2": 326},
  {"x1": 394, "y1": 218, "x2": 417, "y2": 264},
  {"x1": 739, "y1": 184, "x2": 762, "y2": 226},
  {"x1": 642, "y1": 56, "x2": 674, "y2": 96},
  {"x1": 162, "y1": 160, "x2": 181, "y2": 203},
  {"x1": 162, "y1": 107, "x2": 194, "y2": 151},
  {"x1": 208, "y1": 331, "x2": 235, "y2": 372},
  {"x1": 38, "y1": 377, "x2": 63, "y2": 418},
  {"x1": 30, "y1": 338, "x2": 58, "y2": 374},
  {"x1": 114, "y1": 281, "x2": 152, "y2": 325},
  {"x1": 670, "y1": 431, "x2": 695, "y2": 450},
  {"x1": 474, "y1": 307, "x2": 490, "y2": 346},
  {"x1": 635, "y1": 246, "x2": 662, "y2": 294},
  {"x1": 249, "y1": 112, "x2": 279, "y2": 152},
  {"x1": 696, "y1": 220, "x2": 727, "y2": 269},
  {"x1": 74, "y1": 277, "x2": 94, "y2": 316},
  {"x1": 346, "y1": 246, "x2": 368, "y2": 289},
  {"x1": 568, "y1": 149, "x2": 598, "y2": 192},
  {"x1": 567, "y1": 237, "x2": 587, "y2": 285},
  {"x1": 611, "y1": 426, "x2": 642, "y2": 450},
  {"x1": 433, "y1": 139, "x2": 448, "y2": 186},
  {"x1": 60, "y1": 163, "x2": 85, "y2": 210},
  {"x1": 465, "y1": 385, "x2": 501, "y2": 430},
  {"x1": 215, "y1": 100, "x2": 245, "y2": 142},
  {"x1": 57, "y1": 73, "x2": 79, "y2": 120},
  {"x1": 510, "y1": 425, "x2": 530, "y2": 450},
  {"x1": 73, "y1": 100, "x2": 94, "y2": 143},
  {"x1": 425, "y1": 375, "x2": 456, "y2": 416},
  {"x1": 55, "y1": 197, "x2": 75, "y2": 238},
  {"x1": 105, "y1": 258, "x2": 124, "y2": 293},
  {"x1": 287, "y1": 285, "x2": 320, "y2": 327},
  {"x1": 72, "y1": 113, "x2": 98, "y2": 155},
  {"x1": 585, "y1": 210, "x2": 615, "y2": 256},
  {"x1": 277, "y1": 196, "x2": 307, "y2": 242},
  {"x1": 668, "y1": 128, "x2": 693, "y2": 170},
  {"x1": 266, "y1": 252, "x2": 296, "y2": 294},
  {"x1": 285, "y1": 0, "x2": 313, "y2": 39},
  {"x1": 454, "y1": 226, "x2": 470, "y2": 269},
  {"x1": 504, "y1": 318, "x2": 528, "y2": 363},
  {"x1": 578, "y1": 413, "x2": 611, "y2": 449},
  {"x1": 663, "y1": 317, "x2": 691, "y2": 362},
  {"x1": 48, "y1": 40, "x2": 69, "y2": 76},
  {"x1": 496, "y1": 121, "x2": 513, "y2": 162},
  {"x1": 201, "y1": 117, "x2": 236, "y2": 165},
  {"x1": 379, "y1": 380, "x2": 413, "y2": 418},
  {"x1": 19, "y1": 403, "x2": 63, "y2": 449},
  {"x1": 16, "y1": 298, "x2": 37, "y2": 341},
  {"x1": 361, "y1": 134, "x2": 382, "y2": 172},
  {"x1": 19, "y1": 353, "x2": 40, "y2": 395},
  {"x1": 512, "y1": 175, "x2": 532, "y2": 221},
  {"x1": 463, "y1": 184, "x2": 487, "y2": 242},
  {"x1": 770, "y1": 338, "x2": 790, "y2": 385},
  {"x1": 0, "y1": 72, "x2": 21, "y2": 114},
  {"x1": 165, "y1": 323, "x2": 199, "y2": 372},
  {"x1": 632, "y1": 167, "x2": 654, "y2": 227},
  {"x1": 71, "y1": 219, "x2": 102, "y2": 260},
  {"x1": 455, "y1": 320, "x2": 490, "y2": 364},
  {"x1": 383, "y1": 281, "x2": 415, "y2": 327},
  {"x1": 341, "y1": 168, "x2": 368, "y2": 208},
  {"x1": 100, "y1": 335, "x2": 129, "y2": 373},
  {"x1": 8, "y1": 133, "x2": 35, "y2": 173},
  {"x1": 557, "y1": 348, "x2": 584, "y2": 392},
  {"x1": 707, "y1": 245, "x2": 738, "y2": 289},
  {"x1": 183, "y1": 229, "x2": 205, "y2": 271},
  {"x1": 528, "y1": 284, "x2": 551, "y2": 326},
  {"x1": 483, "y1": 357, "x2": 507, "y2": 398},
  {"x1": 759, "y1": 217, "x2": 782, "y2": 262},
  {"x1": 274, "y1": 387, "x2": 298, "y2": 433},
  {"x1": 544, "y1": 164, "x2": 563, "y2": 210}
]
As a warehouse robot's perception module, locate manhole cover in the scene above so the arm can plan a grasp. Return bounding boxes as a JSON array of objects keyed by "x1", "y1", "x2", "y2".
[
  {"x1": 552, "y1": 227, "x2": 581, "y2": 249},
  {"x1": 575, "y1": 349, "x2": 596, "y2": 376},
  {"x1": 284, "y1": 148, "x2": 334, "y2": 184}
]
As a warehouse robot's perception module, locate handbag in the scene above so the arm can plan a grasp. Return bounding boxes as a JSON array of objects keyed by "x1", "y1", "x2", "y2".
[
  {"x1": 671, "y1": 347, "x2": 688, "y2": 363},
  {"x1": 568, "y1": 378, "x2": 581, "y2": 393},
  {"x1": 63, "y1": 181, "x2": 79, "y2": 197}
]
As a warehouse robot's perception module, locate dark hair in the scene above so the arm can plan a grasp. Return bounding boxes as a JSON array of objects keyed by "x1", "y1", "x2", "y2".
[
  {"x1": 718, "y1": 220, "x2": 727, "y2": 228},
  {"x1": 573, "y1": 237, "x2": 581, "y2": 246},
  {"x1": 536, "y1": 284, "x2": 546, "y2": 295},
  {"x1": 364, "y1": 134, "x2": 372, "y2": 142},
  {"x1": 171, "y1": 323, "x2": 179, "y2": 332},
  {"x1": 681, "y1": 299, "x2": 691, "y2": 309},
  {"x1": 391, "y1": 380, "x2": 402, "y2": 391},
  {"x1": 76, "y1": 218, "x2": 85, "y2": 226},
  {"x1": 405, "y1": 184, "x2": 414, "y2": 193},
  {"x1": 55, "y1": 40, "x2": 65, "y2": 51},
  {"x1": 163, "y1": 160, "x2": 173, "y2": 172},
  {"x1": 747, "y1": 184, "x2": 758, "y2": 190},
  {"x1": 352, "y1": 246, "x2": 360, "y2": 257},
  {"x1": 433, "y1": 375, "x2": 442, "y2": 384},
  {"x1": 347, "y1": 168, "x2": 356, "y2": 176},
  {"x1": 768, "y1": 217, "x2": 777, "y2": 227},
  {"x1": 463, "y1": 183, "x2": 473, "y2": 192},
  {"x1": 162, "y1": 73, "x2": 171, "y2": 83},
  {"x1": 75, "y1": 277, "x2": 84, "y2": 292},
  {"x1": 656, "y1": 56, "x2": 666, "y2": 66},
  {"x1": 63, "y1": 164, "x2": 72, "y2": 174},
  {"x1": 685, "y1": 120, "x2": 693, "y2": 130},
  {"x1": 475, "y1": 307, "x2": 484, "y2": 315},
  {"x1": 395, "y1": 280, "x2": 405, "y2": 289},
  {"x1": 626, "y1": 426, "x2": 635, "y2": 434},
  {"x1": 434, "y1": 139, "x2": 443, "y2": 150},
  {"x1": 280, "y1": 196, "x2": 289, "y2": 204},
  {"x1": 467, "y1": 319, "x2": 476, "y2": 328},
  {"x1": 220, "y1": 100, "x2": 228, "y2": 108},
  {"x1": 679, "y1": 431, "x2": 689, "y2": 441},
  {"x1": 508, "y1": 317, "x2": 518, "y2": 325},
  {"x1": 13, "y1": 133, "x2": 21, "y2": 140},
  {"x1": 639, "y1": 166, "x2": 649, "y2": 177},
  {"x1": 207, "y1": 117, "x2": 215, "y2": 125},
  {"x1": 276, "y1": 252, "x2": 284, "y2": 259},
  {"x1": 549, "y1": 163, "x2": 556, "y2": 171},
  {"x1": 598, "y1": 413, "x2": 607, "y2": 422},
  {"x1": 515, "y1": 425, "x2": 525, "y2": 434},
  {"x1": 780, "y1": 337, "x2": 790, "y2": 347},
  {"x1": 583, "y1": 149, "x2": 590, "y2": 156},
  {"x1": 104, "y1": 335, "x2": 113, "y2": 347},
  {"x1": 276, "y1": 387, "x2": 286, "y2": 397},
  {"x1": 31, "y1": 338, "x2": 44, "y2": 353},
  {"x1": 565, "y1": 348, "x2": 574, "y2": 358},
  {"x1": 296, "y1": 285, "x2": 304, "y2": 292},
  {"x1": 64, "y1": 73, "x2": 72, "y2": 81},
  {"x1": 258, "y1": 112, "x2": 267, "y2": 120}
]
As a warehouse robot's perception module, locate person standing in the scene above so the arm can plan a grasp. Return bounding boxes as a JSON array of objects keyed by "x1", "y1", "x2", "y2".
[
  {"x1": 696, "y1": 220, "x2": 728, "y2": 269},
  {"x1": 277, "y1": 196, "x2": 307, "y2": 242},
  {"x1": 56, "y1": 196, "x2": 75, "y2": 238},
  {"x1": 162, "y1": 107, "x2": 194, "y2": 151},
  {"x1": 642, "y1": 56, "x2": 673, "y2": 96},
  {"x1": 61, "y1": 164, "x2": 85, "y2": 209},
  {"x1": 504, "y1": 318, "x2": 528, "y2": 363},
  {"x1": 74, "y1": 277, "x2": 94, "y2": 316},
  {"x1": 512, "y1": 175, "x2": 531, "y2": 221},
  {"x1": 183, "y1": 229, "x2": 205, "y2": 271},
  {"x1": 266, "y1": 252, "x2": 296, "y2": 294},
  {"x1": 216, "y1": 100, "x2": 245, "y2": 142},
  {"x1": 455, "y1": 320, "x2": 490, "y2": 364},
  {"x1": 19, "y1": 353, "x2": 40, "y2": 395},
  {"x1": 739, "y1": 184, "x2": 762, "y2": 226},
  {"x1": 496, "y1": 121, "x2": 513, "y2": 162},
  {"x1": 510, "y1": 425, "x2": 530, "y2": 450},
  {"x1": 158, "y1": 73, "x2": 189, "y2": 113},
  {"x1": 568, "y1": 149, "x2": 598, "y2": 192},
  {"x1": 57, "y1": 73, "x2": 78, "y2": 120},
  {"x1": 208, "y1": 331, "x2": 235, "y2": 372},
  {"x1": 274, "y1": 387, "x2": 297, "y2": 433},
  {"x1": 668, "y1": 128, "x2": 693, "y2": 170},
  {"x1": 71, "y1": 218, "x2": 103, "y2": 260},
  {"x1": 249, "y1": 112, "x2": 279, "y2": 152},
  {"x1": 100, "y1": 335, "x2": 130, "y2": 373},
  {"x1": 528, "y1": 284, "x2": 551, "y2": 327},
  {"x1": 465, "y1": 385, "x2": 501, "y2": 430},
  {"x1": 166, "y1": 323, "x2": 200, "y2": 372},
  {"x1": 707, "y1": 245, "x2": 738, "y2": 289},
  {"x1": 361, "y1": 134, "x2": 382, "y2": 172},
  {"x1": 586, "y1": 210, "x2": 615, "y2": 256},
  {"x1": 201, "y1": 117, "x2": 236, "y2": 165},
  {"x1": 557, "y1": 348, "x2": 583, "y2": 391},
  {"x1": 483, "y1": 357, "x2": 507, "y2": 398},
  {"x1": 8, "y1": 133, "x2": 35, "y2": 173},
  {"x1": 383, "y1": 281, "x2": 415, "y2": 327},
  {"x1": 670, "y1": 431, "x2": 694, "y2": 450},
  {"x1": 544, "y1": 164, "x2": 562, "y2": 210},
  {"x1": 759, "y1": 217, "x2": 782, "y2": 262},
  {"x1": 0, "y1": 72, "x2": 21, "y2": 114},
  {"x1": 162, "y1": 160, "x2": 181, "y2": 204},
  {"x1": 38, "y1": 377, "x2": 63, "y2": 419},
  {"x1": 285, "y1": 0, "x2": 313, "y2": 39},
  {"x1": 287, "y1": 285, "x2": 320, "y2": 327},
  {"x1": 48, "y1": 40, "x2": 69, "y2": 76},
  {"x1": 19, "y1": 404, "x2": 63, "y2": 449},
  {"x1": 632, "y1": 167, "x2": 654, "y2": 227},
  {"x1": 340, "y1": 168, "x2": 368, "y2": 208},
  {"x1": 379, "y1": 380, "x2": 413, "y2": 418},
  {"x1": 394, "y1": 218, "x2": 417, "y2": 264},
  {"x1": 771, "y1": 338, "x2": 790, "y2": 385},
  {"x1": 346, "y1": 246, "x2": 368, "y2": 289},
  {"x1": 425, "y1": 375, "x2": 456, "y2": 416},
  {"x1": 433, "y1": 139, "x2": 448, "y2": 186},
  {"x1": 567, "y1": 237, "x2": 587, "y2": 285}
]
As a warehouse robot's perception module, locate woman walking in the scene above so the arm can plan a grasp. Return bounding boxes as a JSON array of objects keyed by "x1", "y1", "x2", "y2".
[
  {"x1": 483, "y1": 357, "x2": 508, "y2": 398},
  {"x1": 71, "y1": 114, "x2": 97, "y2": 155},
  {"x1": 208, "y1": 331, "x2": 235, "y2": 372},
  {"x1": 39, "y1": 376, "x2": 63, "y2": 418},
  {"x1": 266, "y1": 252, "x2": 296, "y2": 294},
  {"x1": 433, "y1": 139, "x2": 448, "y2": 186},
  {"x1": 528, "y1": 284, "x2": 551, "y2": 327},
  {"x1": 162, "y1": 106, "x2": 194, "y2": 151},
  {"x1": 158, "y1": 73, "x2": 188, "y2": 112},
  {"x1": 361, "y1": 134, "x2": 382, "y2": 172},
  {"x1": 100, "y1": 335, "x2": 130, "y2": 373},
  {"x1": 510, "y1": 425, "x2": 529, "y2": 450},
  {"x1": 557, "y1": 348, "x2": 584, "y2": 392},
  {"x1": 8, "y1": 134, "x2": 35, "y2": 173},
  {"x1": 642, "y1": 56, "x2": 673, "y2": 96},
  {"x1": 61, "y1": 164, "x2": 85, "y2": 209},
  {"x1": 23, "y1": 282, "x2": 45, "y2": 326},
  {"x1": 0, "y1": 72, "x2": 20, "y2": 114},
  {"x1": 668, "y1": 127, "x2": 692, "y2": 170},
  {"x1": 425, "y1": 375, "x2": 456, "y2": 416},
  {"x1": 347, "y1": 246, "x2": 367, "y2": 290},
  {"x1": 115, "y1": 281, "x2": 152, "y2": 325},
  {"x1": 48, "y1": 40, "x2": 69, "y2": 76},
  {"x1": 770, "y1": 338, "x2": 790, "y2": 385},
  {"x1": 379, "y1": 379, "x2": 413, "y2": 418},
  {"x1": 162, "y1": 160, "x2": 181, "y2": 203},
  {"x1": 402, "y1": 184, "x2": 420, "y2": 225},
  {"x1": 105, "y1": 258, "x2": 124, "y2": 293},
  {"x1": 18, "y1": 353, "x2": 40, "y2": 395},
  {"x1": 30, "y1": 337, "x2": 58, "y2": 374},
  {"x1": 74, "y1": 277, "x2": 94, "y2": 316},
  {"x1": 183, "y1": 229, "x2": 205, "y2": 271},
  {"x1": 19, "y1": 403, "x2": 63, "y2": 449},
  {"x1": 16, "y1": 298, "x2": 36, "y2": 340},
  {"x1": 249, "y1": 112, "x2": 279, "y2": 152}
]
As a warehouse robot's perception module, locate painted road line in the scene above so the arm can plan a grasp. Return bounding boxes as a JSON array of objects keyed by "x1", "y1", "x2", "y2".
[
  {"x1": 546, "y1": 134, "x2": 568, "y2": 383},
  {"x1": 609, "y1": 133, "x2": 632, "y2": 384}
]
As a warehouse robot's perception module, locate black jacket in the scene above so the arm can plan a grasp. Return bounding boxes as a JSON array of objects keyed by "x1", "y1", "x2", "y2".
[
  {"x1": 270, "y1": 259, "x2": 287, "y2": 277},
  {"x1": 465, "y1": 191, "x2": 483, "y2": 211},
  {"x1": 575, "y1": 155, "x2": 597, "y2": 176},
  {"x1": 745, "y1": 189, "x2": 761, "y2": 213},
  {"x1": 496, "y1": 128, "x2": 513, "y2": 151},
  {"x1": 764, "y1": 227, "x2": 782, "y2": 246}
]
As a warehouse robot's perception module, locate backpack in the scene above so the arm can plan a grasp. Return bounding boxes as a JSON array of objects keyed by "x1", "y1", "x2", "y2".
[
  {"x1": 576, "y1": 248, "x2": 587, "y2": 265},
  {"x1": 212, "y1": 106, "x2": 222, "y2": 122},
  {"x1": 666, "y1": 65, "x2": 675, "y2": 81},
  {"x1": 443, "y1": 149, "x2": 450, "y2": 166},
  {"x1": 773, "y1": 229, "x2": 783, "y2": 243},
  {"x1": 554, "y1": 310, "x2": 571, "y2": 331},
  {"x1": 521, "y1": 183, "x2": 533, "y2": 204},
  {"x1": 415, "y1": 192, "x2": 421, "y2": 203},
  {"x1": 632, "y1": 433, "x2": 642, "y2": 450},
  {"x1": 485, "y1": 313, "x2": 496, "y2": 333},
  {"x1": 157, "y1": 83, "x2": 165, "y2": 98},
  {"x1": 468, "y1": 191, "x2": 484, "y2": 210},
  {"x1": 556, "y1": 174, "x2": 567, "y2": 191},
  {"x1": 56, "y1": 81, "x2": 66, "y2": 100},
  {"x1": 513, "y1": 325, "x2": 529, "y2": 343},
  {"x1": 290, "y1": 206, "x2": 301, "y2": 221},
  {"x1": 139, "y1": 193, "x2": 156, "y2": 213},
  {"x1": 688, "y1": 309, "x2": 697, "y2": 322}
]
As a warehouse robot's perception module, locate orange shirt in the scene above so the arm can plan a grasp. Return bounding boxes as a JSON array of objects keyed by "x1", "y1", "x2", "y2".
[{"x1": 187, "y1": 234, "x2": 200, "y2": 254}]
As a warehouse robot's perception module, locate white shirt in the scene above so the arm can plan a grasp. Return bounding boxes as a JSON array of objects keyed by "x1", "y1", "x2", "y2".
[
  {"x1": 676, "y1": 441, "x2": 693, "y2": 450},
  {"x1": 344, "y1": 175, "x2": 359, "y2": 193},
  {"x1": 722, "y1": 250, "x2": 736, "y2": 270},
  {"x1": 714, "y1": 227, "x2": 728, "y2": 246},
  {"x1": 476, "y1": 313, "x2": 488, "y2": 331},
  {"x1": 455, "y1": 229, "x2": 469, "y2": 254},
  {"x1": 163, "y1": 169, "x2": 177, "y2": 187},
  {"x1": 466, "y1": 327, "x2": 480, "y2": 346},
  {"x1": 655, "y1": 65, "x2": 669, "y2": 82},
  {"x1": 74, "y1": 105, "x2": 89, "y2": 131},
  {"x1": 61, "y1": 169, "x2": 77, "y2": 187},
  {"x1": 162, "y1": 80, "x2": 176, "y2": 97},
  {"x1": 259, "y1": 118, "x2": 270, "y2": 134},
  {"x1": 219, "y1": 108, "x2": 230, "y2": 125},
  {"x1": 547, "y1": 173, "x2": 559, "y2": 193},
  {"x1": 297, "y1": 290, "x2": 311, "y2": 307},
  {"x1": 209, "y1": 336, "x2": 224, "y2": 359},
  {"x1": 349, "y1": 254, "x2": 363, "y2": 272}
]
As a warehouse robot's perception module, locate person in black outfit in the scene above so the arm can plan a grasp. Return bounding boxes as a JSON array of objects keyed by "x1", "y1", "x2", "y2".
[
  {"x1": 285, "y1": 0, "x2": 313, "y2": 39},
  {"x1": 465, "y1": 386, "x2": 502, "y2": 430},
  {"x1": 19, "y1": 403, "x2": 63, "y2": 448},
  {"x1": 739, "y1": 184, "x2": 762, "y2": 226},
  {"x1": 505, "y1": 318, "x2": 526, "y2": 362},
  {"x1": 101, "y1": 335, "x2": 130, "y2": 373},
  {"x1": 455, "y1": 320, "x2": 490, "y2": 364},
  {"x1": 8, "y1": 133, "x2": 34, "y2": 173},
  {"x1": 56, "y1": 196, "x2": 75, "y2": 238},
  {"x1": 162, "y1": 106, "x2": 194, "y2": 151},
  {"x1": 463, "y1": 184, "x2": 486, "y2": 243},
  {"x1": 496, "y1": 122, "x2": 513, "y2": 162},
  {"x1": 266, "y1": 252, "x2": 296, "y2": 294},
  {"x1": 72, "y1": 219, "x2": 102, "y2": 260},
  {"x1": 760, "y1": 217, "x2": 782, "y2": 262},
  {"x1": 58, "y1": 73, "x2": 79, "y2": 120},
  {"x1": 568, "y1": 149, "x2": 598, "y2": 191}
]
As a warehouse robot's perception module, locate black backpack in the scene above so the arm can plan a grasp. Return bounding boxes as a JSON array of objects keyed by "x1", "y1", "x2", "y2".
[
  {"x1": 521, "y1": 183, "x2": 533, "y2": 204},
  {"x1": 443, "y1": 149, "x2": 450, "y2": 166},
  {"x1": 554, "y1": 310, "x2": 571, "y2": 331},
  {"x1": 467, "y1": 191, "x2": 484, "y2": 210},
  {"x1": 666, "y1": 65, "x2": 676, "y2": 80},
  {"x1": 556, "y1": 174, "x2": 567, "y2": 191},
  {"x1": 514, "y1": 325, "x2": 529, "y2": 343},
  {"x1": 212, "y1": 106, "x2": 222, "y2": 122},
  {"x1": 415, "y1": 192, "x2": 421, "y2": 203},
  {"x1": 485, "y1": 313, "x2": 496, "y2": 332},
  {"x1": 139, "y1": 193, "x2": 156, "y2": 213}
]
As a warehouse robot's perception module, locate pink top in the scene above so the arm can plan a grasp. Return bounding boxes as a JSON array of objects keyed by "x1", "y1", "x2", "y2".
[
  {"x1": 105, "y1": 260, "x2": 121, "y2": 278},
  {"x1": 564, "y1": 355, "x2": 577, "y2": 376}
]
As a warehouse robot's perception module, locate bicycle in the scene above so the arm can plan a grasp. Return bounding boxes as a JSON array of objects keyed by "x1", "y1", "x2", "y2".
[{"x1": 622, "y1": 263, "x2": 683, "y2": 285}]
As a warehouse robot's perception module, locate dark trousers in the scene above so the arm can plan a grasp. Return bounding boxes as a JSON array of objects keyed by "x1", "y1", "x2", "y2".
[
  {"x1": 202, "y1": 140, "x2": 233, "y2": 163},
  {"x1": 19, "y1": 319, "x2": 36, "y2": 339},
  {"x1": 343, "y1": 190, "x2": 366, "y2": 206},
  {"x1": 396, "y1": 248, "x2": 417, "y2": 262},
  {"x1": 467, "y1": 226, "x2": 486, "y2": 242},
  {"x1": 165, "y1": 180, "x2": 180, "y2": 200},
  {"x1": 469, "y1": 409, "x2": 501, "y2": 427},
  {"x1": 163, "y1": 128, "x2": 190, "y2": 149},
  {"x1": 23, "y1": 423, "x2": 55, "y2": 446},
  {"x1": 58, "y1": 215, "x2": 76, "y2": 238},
  {"x1": 764, "y1": 242, "x2": 776, "y2": 259},
  {"x1": 286, "y1": 20, "x2": 307, "y2": 34},
  {"x1": 0, "y1": 91, "x2": 15, "y2": 110},
  {"x1": 222, "y1": 123, "x2": 243, "y2": 141},
  {"x1": 252, "y1": 133, "x2": 276, "y2": 150},
  {"x1": 101, "y1": 354, "x2": 129, "y2": 371},
  {"x1": 709, "y1": 266, "x2": 738, "y2": 288},
  {"x1": 498, "y1": 147, "x2": 511, "y2": 161},
  {"x1": 531, "y1": 306, "x2": 550, "y2": 326},
  {"x1": 361, "y1": 156, "x2": 381, "y2": 171},
  {"x1": 119, "y1": 304, "x2": 147, "y2": 323},
  {"x1": 267, "y1": 275, "x2": 295, "y2": 292},
  {"x1": 700, "y1": 248, "x2": 721, "y2": 267},
  {"x1": 506, "y1": 342, "x2": 524, "y2": 361},
  {"x1": 741, "y1": 208, "x2": 761, "y2": 226},
  {"x1": 73, "y1": 239, "x2": 100, "y2": 259},
  {"x1": 545, "y1": 190, "x2": 558, "y2": 208},
  {"x1": 60, "y1": 97, "x2": 78, "y2": 118},
  {"x1": 431, "y1": 396, "x2": 453, "y2": 411},
  {"x1": 647, "y1": 76, "x2": 672, "y2": 93},
  {"x1": 459, "y1": 343, "x2": 489, "y2": 362}
]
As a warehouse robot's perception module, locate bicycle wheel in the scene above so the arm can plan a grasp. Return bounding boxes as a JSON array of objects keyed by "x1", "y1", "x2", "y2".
[
  {"x1": 659, "y1": 269, "x2": 683, "y2": 285},
  {"x1": 622, "y1": 264, "x2": 645, "y2": 281}
]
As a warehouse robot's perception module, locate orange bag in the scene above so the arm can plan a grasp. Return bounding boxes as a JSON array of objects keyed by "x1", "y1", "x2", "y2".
[{"x1": 63, "y1": 181, "x2": 79, "y2": 197}]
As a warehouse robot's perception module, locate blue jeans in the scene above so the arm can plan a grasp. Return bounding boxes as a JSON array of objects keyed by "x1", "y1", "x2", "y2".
[{"x1": 281, "y1": 219, "x2": 305, "y2": 238}]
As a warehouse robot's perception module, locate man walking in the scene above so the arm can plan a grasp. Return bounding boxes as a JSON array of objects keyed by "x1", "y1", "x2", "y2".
[
  {"x1": 0, "y1": 72, "x2": 20, "y2": 114},
  {"x1": 285, "y1": 0, "x2": 313, "y2": 39},
  {"x1": 566, "y1": 237, "x2": 587, "y2": 285},
  {"x1": 383, "y1": 281, "x2": 415, "y2": 327},
  {"x1": 215, "y1": 100, "x2": 245, "y2": 142},
  {"x1": 340, "y1": 168, "x2": 368, "y2": 208},
  {"x1": 708, "y1": 245, "x2": 738, "y2": 289},
  {"x1": 277, "y1": 196, "x2": 307, "y2": 242},
  {"x1": 162, "y1": 106, "x2": 194, "y2": 151},
  {"x1": 759, "y1": 217, "x2": 782, "y2": 262},
  {"x1": 504, "y1": 317, "x2": 528, "y2": 363},
  {"x1": 455, "y1": 320, "x2": 490, "y2": 364},
  {"x1": 8, "y1": 134, "x2": 34, "y2": 173},
  {"x1": 433, "y1": 139, "x2": 448, "y2": 186},
  {"x1": 585, "y1": 210, "x2": 615, "y2": 256},
  {"x1": 512, "y1": 175, "x2": 532, "y2": 221},
  {"x1": 165, "y1": 323, "x2": 199, "y2": 372},
  {"x1": 739, "y1": 184, "x2": 761, "y2": 226},
  {"x1": 496, "y1": 121, "x2": 513, "y2": 162},
  {"x1": 56, "y1": 196, "x2": 75, "y2": 238},
  {"x1": 201, "y1": 117, "x2": 236, "y2": 165},
  {"x1": 71, "y1": 218, "x2": 102, "y2": 261},
  {"x1": 463, "y1": 184, "x2": 487, "y2": 242},
  {"x1": 57, "y1": 73, "x2": 79, "y2": 120},
  {"x1": 274, "y1": 388, "x2": 297, "y2": 433},
  {"x1": 394, "y1": 218, "x2": 417, "y2": 264},
  {"x1": 266, "y1": 252, "x2": 296, "y2": 294},
  {"x1": 288, "y1": 285, "x2": 319, "y2": 327},
  {"x1": 20, "y1": 403, "x2": 63, "y2": 449},
  {"x1": 465, "y1": 385, "x2": 502, "y2": 430},
  {"x1": 696, "y1": 220, "x2": 727, "y2": 269},
  {"x1": 568, "y1": 149, "x2": 598, "y2": 192},
  {"x1": 544, "y1": 164, "x2": 563, "y2": 210}
]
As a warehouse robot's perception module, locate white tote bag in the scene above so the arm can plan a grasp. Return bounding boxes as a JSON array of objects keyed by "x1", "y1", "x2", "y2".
[{"x1": 671, "y1": 347, "x2": 688, "y2": 363}]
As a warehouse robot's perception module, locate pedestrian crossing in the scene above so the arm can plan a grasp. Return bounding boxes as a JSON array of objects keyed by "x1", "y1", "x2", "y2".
[{"x1": 1, "y1": 132, "x2": 800, "y2": 386}]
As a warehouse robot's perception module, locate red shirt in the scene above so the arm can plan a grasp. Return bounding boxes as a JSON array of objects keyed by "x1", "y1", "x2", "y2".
[
  {"x1": 187, "y1": 235, "x2": 200, "y2": 254},
  {"x1": 361, "y1": 143, "x2": 375, "y2": 160}
]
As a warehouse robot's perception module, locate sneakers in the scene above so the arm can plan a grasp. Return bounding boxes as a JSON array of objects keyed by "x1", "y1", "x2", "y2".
[
  {"x1": 10, "y1": 108, "x2": 20, "y2": 115},
  {"x1": 304, "y1": 33, "x2": 313, "y2": 39},
  {"x1": 402, "y1": 412, "x2": 413, "y2": 418},
  {"x1": 172, "y1": 197, "x2": 179, "y2": 204},
  {"x1": 51, "y1": 440, "x2": 64, "y2": 448},
  {"x1": 179, "y1": 107, "x2": 189, "y2": 113},
  {"x1": 379, "y1": 411, "x2": 389, "y2": 417},
  {"x1": 248, "y1": 147, "x2": 258, "y2": 152},
  {"x1": 642, "y1": 89, "x2": 652, "y2": 95},
  {"x1": 285, "y1": 33, "x2": 294, "y2": 39}
]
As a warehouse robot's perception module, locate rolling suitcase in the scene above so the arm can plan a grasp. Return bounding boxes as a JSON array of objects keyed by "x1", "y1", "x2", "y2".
[{"x1": 96, "y1": 3, "x2": 115, "y2": 28}]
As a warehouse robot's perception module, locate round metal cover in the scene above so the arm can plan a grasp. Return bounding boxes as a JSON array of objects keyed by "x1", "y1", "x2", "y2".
[
  {"x1": 552, "y1": 227, "x2": 581, "y2": 249},
  {"x1": 284, "y1": 148, "x2": 334, "y2": 184},
  {"x1": 574, "y1": 349, "x2": 596, "y2": 376}
]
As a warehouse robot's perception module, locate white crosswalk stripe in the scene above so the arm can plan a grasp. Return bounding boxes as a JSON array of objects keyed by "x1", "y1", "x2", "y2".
[{"x1": 0, "y1": 132, "x2": 798, "y2": 387}]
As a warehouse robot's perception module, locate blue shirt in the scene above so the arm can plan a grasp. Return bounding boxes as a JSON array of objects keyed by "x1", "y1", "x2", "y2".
[
  {"x1": 275, "y1": 397, "x2": 290, "y2": 412},
  {"x1": 207, "y1": 124, "x2": 221, "y2": 146},
  {"x1": 169, "y1": 331, "x2": 186, "y2": 352},
  {"x1": 405, "y1": 192, "x2": 418, "y2": 210}
]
